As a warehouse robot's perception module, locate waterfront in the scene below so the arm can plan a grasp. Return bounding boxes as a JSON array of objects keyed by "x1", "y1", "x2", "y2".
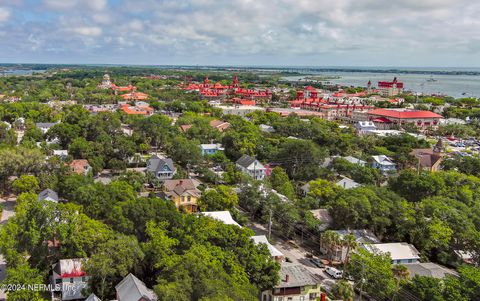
[{"x1": 283, "y1": 70, "x2": 480, "y2": 98}]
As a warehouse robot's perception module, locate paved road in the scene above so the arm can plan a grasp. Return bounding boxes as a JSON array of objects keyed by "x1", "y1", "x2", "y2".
[
  {"x1": 248, "y1": 221, "x2": 338, "y2": 292},
  {"x1": 0, "y1": 196, "x2": 16, "y2": 301}
]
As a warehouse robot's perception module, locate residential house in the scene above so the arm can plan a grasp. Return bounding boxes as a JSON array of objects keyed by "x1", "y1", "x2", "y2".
[
  {"x1": 236, "y1": 154, "x2": 266, "y2": 180},
  {"x1": 410, "y1": 139, "x2": 444, "y2": 172},
  {"x1": 364, "y1": 242, "x2": 421, "y2": 264},
  {"x1": 146, "y1": 155, "x2": 176, "y2": 180},
  {"x1": 200, "y1": 143, "x2": 224, "y2": 155},
  {"x1": 69, "y1": 159, "x2": 92, "y2": 176},
  {"x1": 53, "y1": 150, "x2": 69, "y2": 160},
  {"x1": 342, "y1": 156, "x2": 367, "y2": 166},
  {"x1": 201, "y1": 211, "x2": 242, "y2": 227},
  {"x1": 310, "y1": 209, "x2": 333, "y2": 231},
  {"x1": 404, "y1": 262, "x2": 458, "y2": 279},
  {"x1": 52, "y1": 258, "x2": 89, "y2": 301},
  {"x1": 160, "y1": 179, "x2": 202, "y2": 213},
  {"x1": 210, "y1": 119, "x2": 231, "y2": 132},
  {"x1": 260, "y1": 124, "x2": 275, "y2": 133},
  {"x1": 38, "y1": 188, "x2": 59, "y2": 203},
  {"x1": 85, "y1": 294, "x2": 101, "y2": 301},
  {"x1": 252, "y1": 235, "x2": 284, "y2": 262},
  {"x1": 36, "y1": 122, "x2": 57, "y2": 134},
  {"x1": 115, "y1": 273, "x2": 158, "y2": 301},
  {"x1": 261, "y1": 263, "x2": 322, "y2": 301},
  {"x1": 371, "y1": 155, "x2": 396, "y2": 173},
  {"x1": 336, "y1": 176, "x2": 360, "y2": 189},
  {"x1": 320, "y1": 229, "x2": 380, "y2": 263},
  {"x1": 354, "y1": 121, "x2": 376, "y2": 134}
]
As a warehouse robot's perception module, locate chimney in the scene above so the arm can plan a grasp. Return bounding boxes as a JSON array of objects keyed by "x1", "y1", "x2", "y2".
[{"x1": 285, "y1": 274, "x2": 289, "y2": 282}]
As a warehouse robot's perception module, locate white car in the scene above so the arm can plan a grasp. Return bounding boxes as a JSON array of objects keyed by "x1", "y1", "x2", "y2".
[{"x1": 325, "y1": 267, "x2": 343, "y2": 279}]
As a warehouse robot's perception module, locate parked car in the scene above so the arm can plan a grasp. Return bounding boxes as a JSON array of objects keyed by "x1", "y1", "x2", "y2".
[
  {"x1": 309, "y1": 258, "x2": 324, "y2": 268},
  {"x1": 325, "y1": 267, "x2": 343, "y2": 279}
]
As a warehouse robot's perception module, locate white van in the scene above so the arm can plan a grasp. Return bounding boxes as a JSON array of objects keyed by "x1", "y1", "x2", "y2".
[{"x1": 325, "y1": 267, "x2": 343, "y2": 279}]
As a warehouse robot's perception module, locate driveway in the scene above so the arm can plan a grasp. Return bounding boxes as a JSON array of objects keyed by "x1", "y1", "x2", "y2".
[{"x1": 0, "y1": 196, "x2": 16, "y2": 301}]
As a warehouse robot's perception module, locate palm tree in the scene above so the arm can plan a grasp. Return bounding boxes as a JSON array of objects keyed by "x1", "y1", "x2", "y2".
[
  {"x1": 342, "y1": 233, "x2": 358, "y2": 265},
  {"x1": 322, "y1": 230, "x2": 342, "y2": 262}
]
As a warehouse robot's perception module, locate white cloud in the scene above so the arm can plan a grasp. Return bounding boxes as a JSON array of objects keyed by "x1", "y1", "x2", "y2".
[
  {"x1": 0, "y1": 7, "x2": 11, "y2": 23},
  {"x1": 0, "y1": 0, "x2": 479, "y2": 65},
  {"x1": 70, "y1": 26, "x2": 103, "y2": 37}
]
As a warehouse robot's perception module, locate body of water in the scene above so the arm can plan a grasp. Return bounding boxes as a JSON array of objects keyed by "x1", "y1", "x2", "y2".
[
  {"x1": 1, "y1": 69, "x2": 45, "y2": 76},
  {"x1": 284, "y1": 71, "x2": 480, "y2": 99}
]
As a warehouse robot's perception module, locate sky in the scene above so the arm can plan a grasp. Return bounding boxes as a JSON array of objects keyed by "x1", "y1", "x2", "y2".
[{"x1": 0, "y1": 0, "x2": 479, "y2": 67}]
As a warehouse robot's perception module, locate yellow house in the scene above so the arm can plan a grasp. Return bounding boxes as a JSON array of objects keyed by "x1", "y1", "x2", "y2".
[
  {"x1": 261, "y1": 263, "x2": 322, "y2": 301},
  {"x1": 162, "y1": 179, "x2": 202, "y2": 213}
]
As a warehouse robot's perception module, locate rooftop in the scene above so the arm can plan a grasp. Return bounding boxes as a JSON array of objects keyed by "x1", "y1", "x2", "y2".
[
  {"x1": 201, "y1": 211, "x2": 242, "y2": 227},
  {"x1": 368, "y1": 108, "x2": 443, "y2": 119},
  {"x1": 364, "y1": 243, "x2": 421, "y2": 261},
  {"x1": 276, "y1": 263, "x2": 321, "y2": 288}
]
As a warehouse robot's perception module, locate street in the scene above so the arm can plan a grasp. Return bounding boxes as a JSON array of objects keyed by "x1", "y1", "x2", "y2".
[{"x1": 248, "y1": 221, "x2": 338, "y2": 292}]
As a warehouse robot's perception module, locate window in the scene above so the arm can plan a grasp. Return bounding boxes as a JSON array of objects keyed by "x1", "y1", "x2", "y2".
[
  {"x1": 309, "y1": 293, "x2": 317, "y2": 300},
  {"x1": 408, "y1": 259, "x2": 413, "y2": 263},
  {"x1": 82, "y1": 277, "x2": 86, "y2": 282},
  {"x1": 300, "y1": 297, "x2": 305, "y2": 301},
  {"x1": 187, "y1": 196, "x2": 191, "y2": 202},
  {"x1": 70, "y1": 278, "x2": 74, "y2": 283},
  {"x1": 181, "y1": 196, "x2": 185, "y2": 202}
]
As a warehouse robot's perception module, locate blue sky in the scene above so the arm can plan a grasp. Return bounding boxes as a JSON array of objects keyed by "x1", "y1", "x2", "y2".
[{"x1": 0, "y1": 0, "x2": 479, "y2": 67}]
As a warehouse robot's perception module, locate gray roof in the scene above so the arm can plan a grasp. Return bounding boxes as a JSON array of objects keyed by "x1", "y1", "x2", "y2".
[
  {"x1": 336, "y1": 177, "x2": 360, "y2": 189},
  {"x1": 85, "y1": 294, "x2": 101, "y2": 301},
  {"x1": 35, "y1": 122, "x2": 57, "y2": 128},
  {"x1": 333, "y1": 229, "x2": 380, "y2": 244},
  {"x1": 115, "y1": 273, "x2": 158, "y2": 301},
  {"x1": 276, "y1": 263, "x2": 321, "y2": 288},
  {"x1": 236, "y1": 154, "x2": 257, "y2": 168},
  {"x1": 404, "y1": 262, "x2": 458, "y2": 279},
  {"x1": 147, "y1": 155, "x2": 175, "y2": 173},
  {"x1": 38, "y1": 188, "x2": 59, "y2": 203}
]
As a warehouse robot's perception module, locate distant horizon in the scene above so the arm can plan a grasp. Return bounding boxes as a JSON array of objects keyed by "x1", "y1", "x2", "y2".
[{"x1": 2, "y1": 63, "x2": 480, "y2": 71}]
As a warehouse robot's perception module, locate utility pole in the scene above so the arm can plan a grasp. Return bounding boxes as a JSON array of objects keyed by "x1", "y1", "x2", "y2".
[{"x1": 268, "y1": 207, "x2": 272, "y2": 240}]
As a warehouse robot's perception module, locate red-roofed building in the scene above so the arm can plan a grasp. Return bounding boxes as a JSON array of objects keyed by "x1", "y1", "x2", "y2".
[
  {"x1": 52, "y1": 258, "x2": 89, "y2": 300},
  {"x1": 69, "y1": 159, "x2": 92, "y2": 176},
  {"x1": 120, "y1": 91, "x2": 149, "y2": 101},
  {"x1": 367, "y1": 109, "x2": 443, "y2": 130},
  {"x1": 184, "y1": 75, "x2": 271, "y2": 101},
  {"x1": 210, "y1": 120, "x2": 231, "y2": 132},
  {"x1": 376, "y1": 77, "x2": 404, "y2": 97},
  {"x1": 120, "y1": 103, "x2": 154, "y2": 116}
]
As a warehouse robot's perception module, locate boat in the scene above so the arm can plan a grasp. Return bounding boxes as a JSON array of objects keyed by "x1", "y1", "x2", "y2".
[{"x1": 426, "y1": 76, "x2": 437, "y2": 82}]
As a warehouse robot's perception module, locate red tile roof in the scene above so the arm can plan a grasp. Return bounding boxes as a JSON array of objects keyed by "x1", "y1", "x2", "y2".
[{"x1": 368, "y1": 109, "x2": 443, "y2": 119}]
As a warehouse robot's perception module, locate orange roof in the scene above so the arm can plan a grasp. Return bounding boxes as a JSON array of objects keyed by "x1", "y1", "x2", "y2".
[
  {"x1": 69, "y1": 159, "x2": 90, "y2": 175},
  {"x1": 210, "y1": 120, "x2": 231, "y2": 131},
  {"x1": 120, "y1": 104, "x2": 153, "y2": 115},
  {"x1": 121, "y1": 92, "x2": 149, "y2": 100},
  {"x1": 180, "y1": 124, "x2": 193, "y2": 132},
  {"x1": 368, "y1": 109, "x2": 443, "y2": 119}
]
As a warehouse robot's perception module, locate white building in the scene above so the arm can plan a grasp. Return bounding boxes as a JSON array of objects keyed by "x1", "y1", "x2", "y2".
[
  {"x1": 52, "y1": 258, "x2": 89, "y2": 301},
  {"x1": 371, "y1": 155, "x2": 396, "y2": 173},
  {"x1": 201, "y1": 211, "x2": 242, "y2": 227},
  {"x1": 236, "y1": 154, "x2": 266, "y2": 180},
  {"x1": 336, "y1": 177, "x2": 360, "y2": 189},
  {"x1": 252, "y1": 235, "x2": 284, "y2": 262},
  {"x1": 364, "y1": 243, "x2": 421, "y2": 264}
]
